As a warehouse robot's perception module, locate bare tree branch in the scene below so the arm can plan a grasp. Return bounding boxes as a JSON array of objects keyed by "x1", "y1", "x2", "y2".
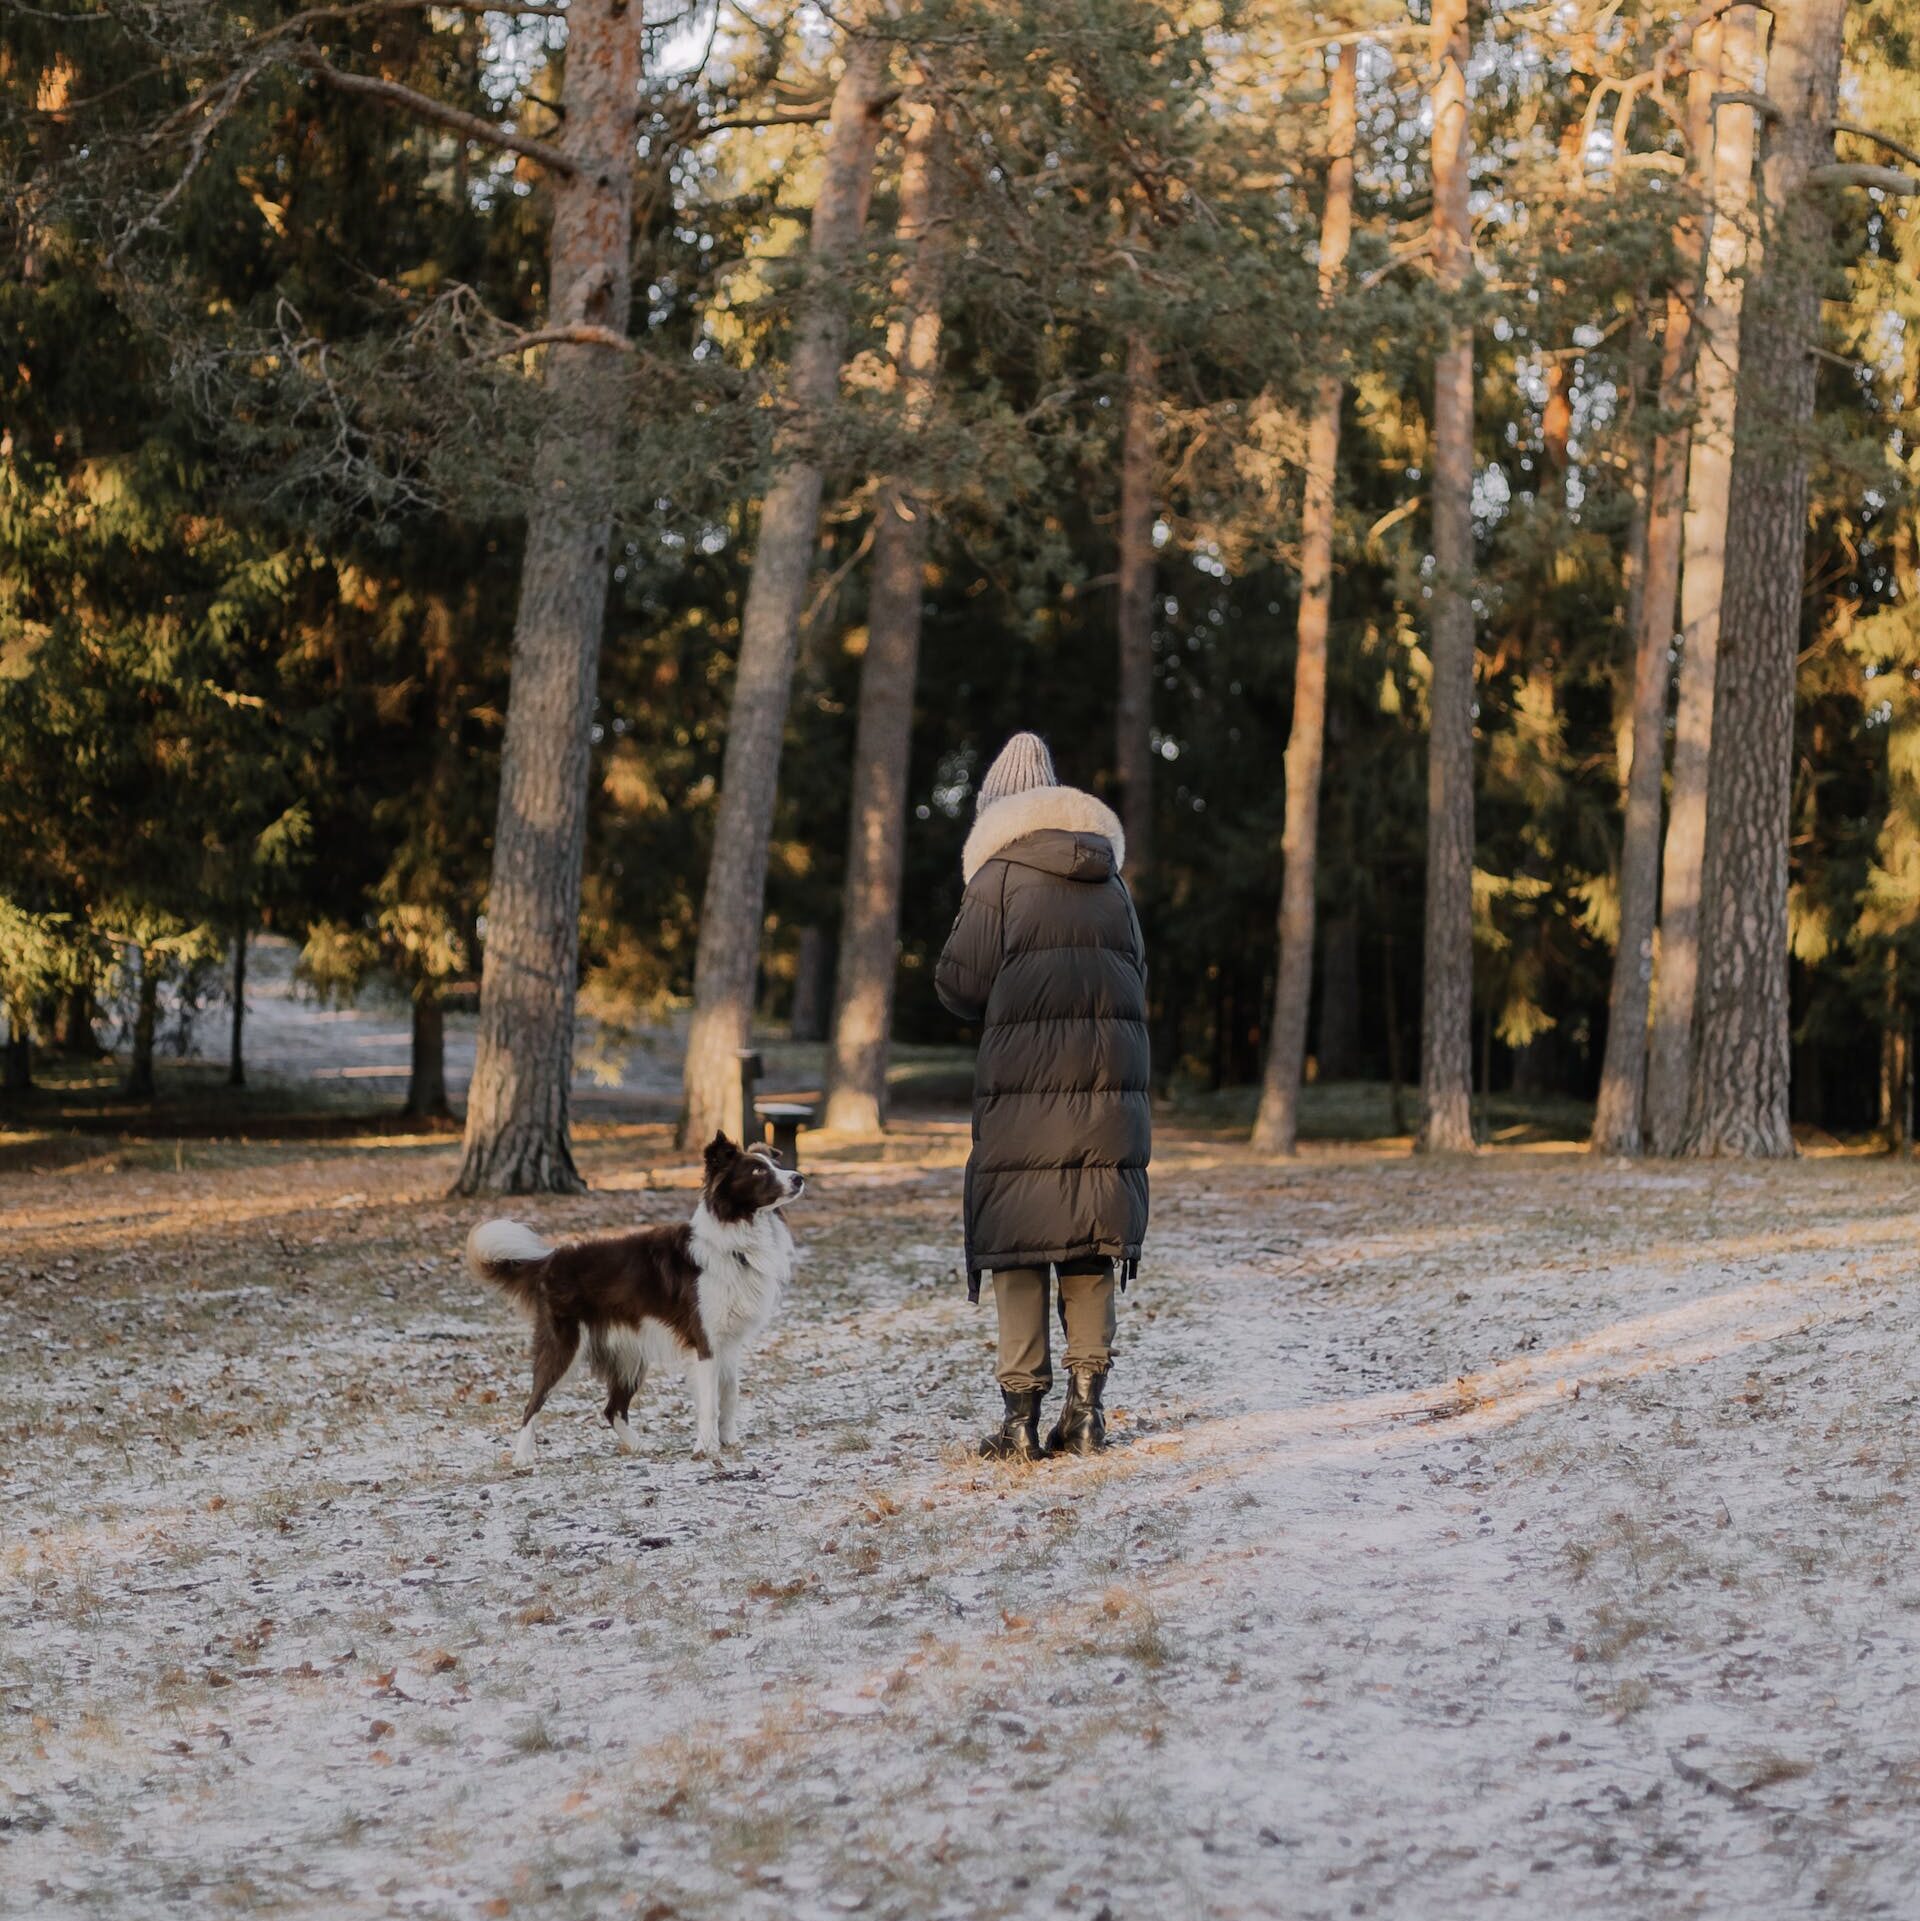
[
  {"x1": 472, "y1": 323, "x2": 636, "y2": 359},
  {"x1": 113, "y1": 56, "x2": 273, "y2": 262},
  {"x1": 1834, "y1": 122, "x2": 1920, "y2": 178},
  {"x1": 699, "y1": 105, "x2": 834, "y2": 135},
  {"x1": 296, "y1": 53, "x2": 578, "y2": 175},
  {"x1": 1805, "y1": 161, "x2": 1920, "y2": 195}
]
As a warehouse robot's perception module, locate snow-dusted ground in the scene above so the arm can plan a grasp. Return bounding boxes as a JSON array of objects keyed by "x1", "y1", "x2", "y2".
[{"x1": 4, "y1": 1125, "x2": 1919, "y2": 1919}]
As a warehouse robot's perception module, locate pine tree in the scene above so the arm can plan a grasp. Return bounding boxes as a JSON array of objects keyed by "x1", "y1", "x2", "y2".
[
  {"x1": 1645, "y1": 3, "x2": 1763, "y2": 1155},
  {"x1": 1420, "y1": 0, "x2": 1477, "y2": 1152},
  {"x1": 1591, "y1": 22, "x2": 1720, "y2": 1155},
  {"x1": 1683, "y1": 0, "x2": 1851, "y2": 1157},
  {"x1": 681, "y1": 32, "x2": 889, "y2": 1146},
  {"x1": 824, "y1": 88, "x2": 950, "y2": 1135},
  {"x1": 1253, "y1": 36, "x2": 1357, "y2": 1157}
]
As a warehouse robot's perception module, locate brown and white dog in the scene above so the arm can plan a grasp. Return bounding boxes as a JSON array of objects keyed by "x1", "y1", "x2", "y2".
[{"x1": 465, "y1": 1133, "x2": 804, "y2": 1467}]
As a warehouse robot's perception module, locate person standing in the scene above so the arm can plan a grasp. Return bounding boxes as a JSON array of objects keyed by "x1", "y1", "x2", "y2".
[{"x1": 934, "y1": 733, "x2": 1151, "y2": 1459}]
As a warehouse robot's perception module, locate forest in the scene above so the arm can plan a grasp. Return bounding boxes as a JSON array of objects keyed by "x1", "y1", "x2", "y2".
[
  {"x1": 13, "y1": 11, "x2": 1920, "y2": 1915},
  {"x1": 4, "y1": 0, "x2": 1919, "y2": 1180}
]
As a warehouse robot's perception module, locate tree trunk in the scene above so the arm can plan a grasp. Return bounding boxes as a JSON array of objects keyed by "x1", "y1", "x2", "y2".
[
  {"x1": 1613, "y1": 444, "x2": 1652, "y2": 788},
  {"x1": 126, "y1": 952, "x2": 159, "y2": 1101},
  {"x1": 1880, "y1": 958, "x2": 1912, "y2": 1151},
  {"x1": 680, "y1": 36, "x2": 887, "y2": 1146},
  {"x1": 227, "y1": 924, "x2": 247, "y2": 1089},
  {"x1": 1383, "y1": 929, "x2": 1407, "y2": 1136},
  {"x1": 408, "y1": 990, "x2": 450, "y2": 1118},
  {"x1": 1115, "y1": 331, "x2": 1157, "y2": 888},
  {"x1": 824, "y1": 92, "x2": 946, "y2": 1134},
  {"x1": 60, "y1": 984, "x2": 97, "y2": 1058},
  {"x1": 1645, "y1": 5, "x2": 1761, "y2": 1155},
  {"x1": 456, "y1": 0, "x2": 640, "y2": 1196},
  {"x1": 1316, "y1": 911, "x2": 1361, "y2": 1080},
  {"x1": 1419, "y1": 0, "x2": 1476, "y2": 1153},
  {"x1": 789, "y1": 926, "x2": 832, "y2": 1043},
  {"x1": 1253, "y1": 40, "x2": 1356, "y2": 1155},
  {"x1": 3, "y1": 1007, "x2": 30, "y2": 1097},
  {"x1": 1590, "y1": 34, "x2": 1720, "y2": 1155},
  {"x1": 1682, "y1": 0, "x2": 1848, "y2": 1158}
]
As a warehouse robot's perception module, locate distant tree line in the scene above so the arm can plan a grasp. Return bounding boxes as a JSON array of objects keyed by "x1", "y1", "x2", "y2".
[{"x1": 4, "y1": 0, "x2": 1919, "y2": 1175}]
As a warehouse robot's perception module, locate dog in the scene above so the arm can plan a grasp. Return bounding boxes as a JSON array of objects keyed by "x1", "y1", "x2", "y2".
[{"x1": 465, "y1": 1132, "x2": 804, "y2": 1467}]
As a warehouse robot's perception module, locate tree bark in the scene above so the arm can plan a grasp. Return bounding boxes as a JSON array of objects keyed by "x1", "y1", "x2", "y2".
[
  {"x1": 1590, "y1": 33, "x2": 1721, "y2": 1155},
  {"x1": 407, "y1": 990, "x2": 450, "y2": 1118},
  {"x1": 456, "y1": 0, "x2": 640, "y2": 1196},
  {"x1": 126, "y1": 952, "x2": 159, "y2": 1102},
  {"x1": 789, "y1": 926, "x2": 832, "y2": 1043},
  {"x1": 3, "y1": 1008, "x2": 29, "y2": 1097},
  {"x1": 1419, "y1": 0, "x2": 1477, "y2": 1152},
  {"x1": 680, "y1": 35, "x2": 887, "y2": 1146},
  {"x1": 1253, "y1": 40, "x2": 1356, "y2": 1155},
  {"x1": 1645, "y1": 4, "x2": 1761, "y2": 1154},
  {"x1": 824, "y1": 92, "x2": 946, "y2": 1134},
  {"x1": 60, "y1": 984, "x2": 98, "y2": 1058},
  {"x1": 1316, "y1": 911, "x2": 1361, "y2": 1080},
  {"x1": 1115, "y1": 331, "x2": 1157, "y2": 889},
  {"x1": 227, "y1": 924, "x2": 247, "y2": 1089},
  {"x1": 1682, "y1": 0, "x2": 1848, "y2": 1158},
  {"x1": 1383, "y1": 929, "x2": 1407, "y2": 1136},
  {"x1": 1880, "y1": 956, "x2": 1911, "y2": 1150}
]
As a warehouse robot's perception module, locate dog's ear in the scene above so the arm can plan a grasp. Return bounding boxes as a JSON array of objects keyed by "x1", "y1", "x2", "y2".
[{"x1": 703, "y1": 1131, "x2": 739, "y2": 1176}]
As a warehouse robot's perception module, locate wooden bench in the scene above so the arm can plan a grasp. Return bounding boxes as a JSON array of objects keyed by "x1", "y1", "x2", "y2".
[{"x1": 737, "y1": 1050, "x2": 818, "y2": 1167}]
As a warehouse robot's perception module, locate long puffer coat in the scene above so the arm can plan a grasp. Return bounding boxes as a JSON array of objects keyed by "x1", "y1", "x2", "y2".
[{"x1": 934, "y1": 784, "x2": 1150, "y2": 1296}]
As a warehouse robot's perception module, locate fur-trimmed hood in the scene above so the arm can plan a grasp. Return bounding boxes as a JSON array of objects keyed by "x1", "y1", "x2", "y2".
[{"x1": 962, "y1": 784, "x2": 1127, "y2": 884}]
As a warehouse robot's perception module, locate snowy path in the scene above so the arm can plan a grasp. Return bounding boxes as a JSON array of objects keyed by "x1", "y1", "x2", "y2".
[{"x1": 4, "y1": 1130, "x2": 1918, "y2": 1918}]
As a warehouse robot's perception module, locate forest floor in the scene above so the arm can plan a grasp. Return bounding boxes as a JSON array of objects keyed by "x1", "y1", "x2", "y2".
[{"x1": 4, "y1": 1106, "x2": 1919, "y2": 1920}]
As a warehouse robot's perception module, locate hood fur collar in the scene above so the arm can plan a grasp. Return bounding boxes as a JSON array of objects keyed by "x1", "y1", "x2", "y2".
[{"x1": 963, "y1": 784, "x2": 1127, "y2": 883}]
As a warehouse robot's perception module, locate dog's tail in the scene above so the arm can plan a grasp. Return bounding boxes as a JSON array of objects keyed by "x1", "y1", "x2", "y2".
[{"x1": 464, "y1": 1219, "x2": 553, "y2": 1311}]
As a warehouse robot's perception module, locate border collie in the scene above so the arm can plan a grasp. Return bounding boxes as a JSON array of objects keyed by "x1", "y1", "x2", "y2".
[{"x1": 465, "y1": 1133, "x2": 804, "y2": 1467}]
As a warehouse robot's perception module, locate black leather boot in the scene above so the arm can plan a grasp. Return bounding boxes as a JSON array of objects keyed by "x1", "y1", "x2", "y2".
[
  {"x1": 980, "y1": 1387, "x2": 1045, "y2": 1462},
  {"x1": 1046, "y1": 1366, "x2": 1108, "y2": 1455}
]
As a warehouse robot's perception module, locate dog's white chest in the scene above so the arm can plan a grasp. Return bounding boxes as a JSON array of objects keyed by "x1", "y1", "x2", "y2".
[{"x1": 691, "y1": 1207, "x2": 793, "y2": 1349}]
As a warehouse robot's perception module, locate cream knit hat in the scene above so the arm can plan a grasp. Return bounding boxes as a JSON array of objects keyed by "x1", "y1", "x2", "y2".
[{"x1": 976, "y1": 732, "x2": 1058, "y2": 812}]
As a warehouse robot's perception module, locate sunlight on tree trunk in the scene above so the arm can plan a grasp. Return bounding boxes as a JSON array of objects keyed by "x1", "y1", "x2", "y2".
[
  {"x1": 1116, "y1": 331, "x2": 1157, "y2": 889},
  {"x1": 681, "y1": 35, "x2": 887, "y2": 1147},
  {"x1": 1420, "y1": 0, "x2": 1477, "y2": 1154},
  {"x1": 457, "y1": 0, "x2": 641, "y2": 1197},
  {"x1": 1683, "y1": 0, "x2": 1848, "y2": 1159},
  {"x1": 1646, "y1": 4, "x2": 1761, "y2": 1157},
  {"x1": 1253, "y1": 39, "x2": 1356, "y2": 1157},
  {"x1": 824, "y1": 93, "x2": 946, "y2": 1136},
  {"x1": 1591, "y1": 31, "x2": 1720, "y2": 1156}
]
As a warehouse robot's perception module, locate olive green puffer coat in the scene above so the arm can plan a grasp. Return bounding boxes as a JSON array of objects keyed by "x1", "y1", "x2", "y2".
[{"x1": 934, "y1": 785, "x2": 1150, "y2": 1296}]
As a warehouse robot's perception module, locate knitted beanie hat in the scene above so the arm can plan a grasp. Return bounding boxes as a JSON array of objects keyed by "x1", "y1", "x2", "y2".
[{"x1": 977, "y1": 732, "x2": 1058, "y2": 812}]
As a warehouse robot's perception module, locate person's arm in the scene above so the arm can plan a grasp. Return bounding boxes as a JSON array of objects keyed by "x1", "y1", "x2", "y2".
[{"x1": 935, "y1": 864, "x2": 1005, "y2": 1022}]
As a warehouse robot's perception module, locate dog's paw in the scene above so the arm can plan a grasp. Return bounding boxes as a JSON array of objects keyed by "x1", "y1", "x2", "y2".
[
  {"x1": 719, "y1": 1424, "x2": 741, "y2": 1449},
  {"x1": 511, "y1": 1427, "x2": 537, "y2": 1469},
  {"x1": 693, "y1": 1432, "x2": 721, "y2": 1460},
  {"x1": 613, "y1": 1419, "x2": 642, "y2": 1456}
]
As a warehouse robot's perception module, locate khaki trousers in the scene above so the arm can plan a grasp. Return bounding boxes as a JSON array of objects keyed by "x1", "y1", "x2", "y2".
[{"x1": 991, "y1": 1258, "x2": 1117, "y2": 1392}]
